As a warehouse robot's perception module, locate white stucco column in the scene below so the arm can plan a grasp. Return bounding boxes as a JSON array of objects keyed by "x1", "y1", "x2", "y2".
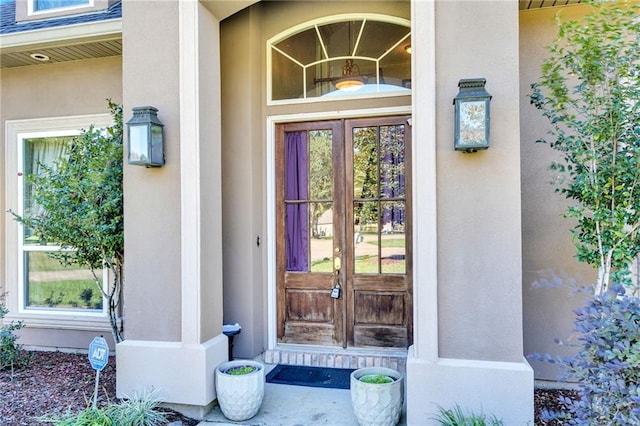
[{"x1": 406, "y1": 1, "x2": 534, "y2": 424}]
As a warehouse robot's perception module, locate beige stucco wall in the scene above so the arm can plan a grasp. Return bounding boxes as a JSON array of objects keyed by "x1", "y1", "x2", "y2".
[
  {"x1": 122, "y1": 0, "x2": 224, "y2": 346},
  {"x1": 408, "y1": 2, "x2": 532, "y2": 424},
  {"x1": 519, "y1": 5, "x2": 594, "y2": 381},
  {"x1": 220, "y1": 1, "x2": 411, "y2": 359},
  {"x1": 434, "y1": 1, "x2": 523, "y2": 363},
  {"x1": 0, "y1": 56, "x2": 122, "y2": 350},
  {"x1": 220, "y1": 5, "x2": 266, "y2": 359},
  {"x1": 122, "y1": 0, "x2": 183, "y2": 342}
]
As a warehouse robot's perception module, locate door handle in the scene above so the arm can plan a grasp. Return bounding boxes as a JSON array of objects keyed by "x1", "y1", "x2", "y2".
[{"x1": 334, "y1": 247, "x2": 342, "y2": 271}]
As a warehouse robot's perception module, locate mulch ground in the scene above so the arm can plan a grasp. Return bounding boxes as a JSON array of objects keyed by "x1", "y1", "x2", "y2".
[
  {"x1": 0, "y1": 351, "x2": 575, "y2": 425},
  {"x1": 0, "y1": 351, "x2": 198, "y2": 426}
]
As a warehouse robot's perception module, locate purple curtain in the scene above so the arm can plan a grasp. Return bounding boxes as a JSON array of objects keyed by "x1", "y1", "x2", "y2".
[{"x1": 285, "y1": 131, "x2": 309, "y2": 271}]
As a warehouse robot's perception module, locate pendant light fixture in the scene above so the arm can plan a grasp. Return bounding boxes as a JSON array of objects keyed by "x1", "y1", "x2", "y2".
[{"x1": 334, "y1": 59, "x2": 366, "y2": 91}]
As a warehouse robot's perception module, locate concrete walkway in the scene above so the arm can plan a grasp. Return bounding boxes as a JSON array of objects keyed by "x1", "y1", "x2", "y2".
[{"x1": 198, "y1": 364, "x2": 407, "y2": 426}]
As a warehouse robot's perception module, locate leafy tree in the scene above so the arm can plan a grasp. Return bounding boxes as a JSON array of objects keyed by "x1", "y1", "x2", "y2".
[
  {"x1": 10, "y1": 101, "x2": 124, "y2": 343},
  {"x1": 530, "y1": 1, "x2": 640, "y2": 295}
]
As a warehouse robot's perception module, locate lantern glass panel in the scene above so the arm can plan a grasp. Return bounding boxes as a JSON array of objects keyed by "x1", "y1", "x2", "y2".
[
  {"x1": 457, "y1": 100, "x2": 487, "y2": 147},
  {"x1": 150, "y1": 124, "x2": 163, "y2": 165},
  {"x1": 129, "y1": 124, "x2": 149, "y2": 164}
]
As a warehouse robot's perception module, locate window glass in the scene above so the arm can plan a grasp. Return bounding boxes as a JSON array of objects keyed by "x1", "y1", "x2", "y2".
[
  {"x1": 25, "y1": 251, "x2": 103, "y2": 310},
  {"x1": 33, "y1": 0, "x2": 89, "y2": 12},
  {"x1": 22, "y1": 135, "x2": 103, "y2": 311},
  {"x1": 270, "y1": 17, "x2": 411, "y2": 102}
]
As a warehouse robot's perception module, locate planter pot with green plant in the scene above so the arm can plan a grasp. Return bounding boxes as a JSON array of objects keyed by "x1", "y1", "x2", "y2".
[
  {"x1": 215, "y1": 359, "x2": 264, "y2": 421},
  {"x1": 350, "y1": 367, "x2": 403, "y2": 426}
]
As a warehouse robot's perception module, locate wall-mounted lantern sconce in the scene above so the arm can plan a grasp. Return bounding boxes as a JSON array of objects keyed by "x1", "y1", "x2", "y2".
[
  {"x1": 453, "y1": 78, "x2": 492, "y2": 153},
  {"x1": 126, "y1": 106, "x2": 165, "y2": 167}
]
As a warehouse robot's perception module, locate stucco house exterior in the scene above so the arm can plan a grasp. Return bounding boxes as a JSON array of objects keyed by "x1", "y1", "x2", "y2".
[{"x1": 1, "y1": 0, "x2": 616, "y2": 424}]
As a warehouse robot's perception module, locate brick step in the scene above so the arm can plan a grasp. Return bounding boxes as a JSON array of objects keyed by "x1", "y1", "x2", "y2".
[{"x1": 263, "y1": 348, "x2": 407, "y2": 374}]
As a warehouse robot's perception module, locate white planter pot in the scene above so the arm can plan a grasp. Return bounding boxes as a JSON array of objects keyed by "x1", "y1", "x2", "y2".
[
  {"x1": 215, "y1": 360, "x2": 265, "y2": 421},
  {"x1": 350, "y1": 367, "x2": 403, "y2": 426}
]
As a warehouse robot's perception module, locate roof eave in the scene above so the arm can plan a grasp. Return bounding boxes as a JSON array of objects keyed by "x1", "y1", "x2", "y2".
[{"x1": 0, "y1": 18, "x2": 122, "y2": 54}]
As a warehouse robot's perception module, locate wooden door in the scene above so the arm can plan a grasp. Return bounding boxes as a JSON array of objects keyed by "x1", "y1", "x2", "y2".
[
  {"x1": 345, "y1": 117, "x2": 412, "y2": 348},
  {"x1": 276, "y1": 121, "x2": 345, "y2": 346},
  {"x1": 276, "y1": 116, "x2": 412, "y2": 349}
]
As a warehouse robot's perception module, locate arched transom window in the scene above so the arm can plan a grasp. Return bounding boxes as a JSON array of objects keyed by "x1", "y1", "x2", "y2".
[{"x1": 268, "y1": 14, "x2": 411, "y2": 103}]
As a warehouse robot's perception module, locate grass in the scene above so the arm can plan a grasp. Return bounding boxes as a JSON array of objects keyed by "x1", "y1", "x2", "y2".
[
  {"x1": 311, "y1": 255, "x2": 405, "y2": 274},
  {"x1": 26, "y1": 250, "x2": 83, "y2": 272},
  {"x1": 28, "y1": 280, "x2": 103, "y2": 309},
  {"x1": 367, "y1": 238, "x2": 405, "y2": 248},
  {"x1": 25, "y1": 252, "x2": 103, "y2": 309}
]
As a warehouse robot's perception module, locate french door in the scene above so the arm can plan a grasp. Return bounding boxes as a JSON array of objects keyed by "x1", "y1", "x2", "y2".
[{"x1": 275, "y1": 116, "x2": 412, "y2": 349}]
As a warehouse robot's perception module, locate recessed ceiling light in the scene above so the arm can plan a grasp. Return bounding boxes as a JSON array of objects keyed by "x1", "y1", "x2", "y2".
[{"x1": 30, "y1": 53, "x2": 50, "y2": 61}]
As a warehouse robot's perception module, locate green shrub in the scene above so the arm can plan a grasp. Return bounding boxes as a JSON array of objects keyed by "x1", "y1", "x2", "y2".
[
  {"x1": 537, "y1": 289, "x2": 640, "y2": 424},
  {"x1": 38, "y1": 407, "x2": 113, "y2": 426},
  {"x1": 0, "y1": 300, "x2": 32, "y2": 373},
  {"x1": 432, "y1": 404, "x2": 504, "y2": 426},
  {"x1": 109, "y1": 390, "x2": 167, "y2": 426},
  {"x1": 359, "y1": 374, "x2": 393, "y2": 384},
  {"x1": 224, "y1": 365, "x2": 256, "y2": 375}
]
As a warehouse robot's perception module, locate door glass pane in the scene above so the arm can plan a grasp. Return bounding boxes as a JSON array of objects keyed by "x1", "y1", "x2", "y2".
[
  {"x1": 285, "y1": 131, "x2": 309, "y2": 271},
  {"x1": 354, "y1": 201, "x2": 379, "y2": 274},
  {"x1": 380, "y1": 125, "x2": 405, "y2": 199},
  {"x1": 381, "y1": 201, "x2": 406, "y2": 274},
  {"x1": 25, "y1": 251, "x2": 102, "y2": 310},
  {"x1": 353, "y1": 126, "x2": 378, "y2": 199},
  {"x1": 310, "y1": 202, "x2": 333, "y2": 272},
  {"x1": 309, "y1": 130, "x2": 333, "y2": 200}
]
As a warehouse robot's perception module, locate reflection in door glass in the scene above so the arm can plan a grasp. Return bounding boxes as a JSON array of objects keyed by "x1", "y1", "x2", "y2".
[
  {"x1": 353, "y1": 127, "x2": 378, "y2": 199},
  {"x1": 309, "y1": 130, "x2": 333, "y2": 199},
  {"x1": 381, "y1": 201, "x2": 405, "y2": 274},
  {"x1": 310, "y1": 202, "x2": 334, "y2": 272},
  {"x1": 354, "y1": 201, "x2": 379, "y2": 274},
  {"x1": 380, "y1": 125, "x2": 405, "y2": 199},
  {"x1": 352, "y1": 125, "x2": 406, "y2": 275}
]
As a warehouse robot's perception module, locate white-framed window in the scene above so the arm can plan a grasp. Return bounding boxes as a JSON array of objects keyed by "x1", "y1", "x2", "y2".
[
  {"x1": 267, "y1": 14, "x2": 411, "y2": 105},
  {"x1": 16, "y1": 0, "x2": 107, "y2": 22},
  {"x1": 30, "y1": 0, "x2": 91, "y2": 13},
  {"x1": 5, "y1": 114, "x2": 112, "y2": 319}
]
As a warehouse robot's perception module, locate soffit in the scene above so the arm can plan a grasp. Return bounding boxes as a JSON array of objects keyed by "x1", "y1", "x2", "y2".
[
  {"x1": 519, "y1": 0, "x2": 582, "y2": 10},
  {"x1": 1, "y1": 38, "x2": 121, "y2": 68}
]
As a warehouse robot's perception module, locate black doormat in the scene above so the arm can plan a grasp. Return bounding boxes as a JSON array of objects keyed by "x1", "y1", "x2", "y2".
[{"x1": 266, "y1": 364, "x2": 355, "y2": 390}]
